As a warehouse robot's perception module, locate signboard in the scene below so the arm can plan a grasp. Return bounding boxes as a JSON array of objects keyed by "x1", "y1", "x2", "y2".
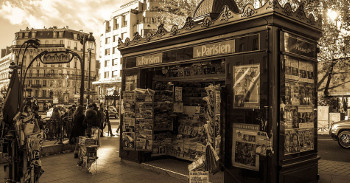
[
  {"x1": 41, "y1": 52, "x2": 74, "y2": 64},
  {"x1": 194, "y1": 40, "x2": 235, "y2": 58},
  {"x1": 189, "y1": 171, "x2": 209, "y2": 183},
  {"x1": 136, "y1": 53, "x2": 162, "y2": 66},
  {"x1": 283, "y1": 32, "x2": 317, "y2": 58},
  {"x1": 233, "y1": 64, "x2": 260, "y2": 109}
]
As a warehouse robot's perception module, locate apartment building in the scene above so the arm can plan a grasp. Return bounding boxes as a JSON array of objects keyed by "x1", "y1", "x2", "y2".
[
  {"x1": 95, "y1": 0, "x2": 167, "y2": 105},
  {"x1": 12, "y1": 27, "x2": 97, "y2": 110},
  {"x1": 0, "y1": 50, "x2": 12, "y2": 99}
]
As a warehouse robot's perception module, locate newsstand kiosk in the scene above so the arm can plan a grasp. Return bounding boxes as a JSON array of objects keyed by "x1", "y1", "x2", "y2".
[{"x1": 118, "y1": 0, "x2": 322, "y2": 182}]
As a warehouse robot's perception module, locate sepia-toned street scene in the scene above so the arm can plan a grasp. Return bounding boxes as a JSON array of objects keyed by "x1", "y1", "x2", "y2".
[{"x1": 0, "y1": 0, "x2": 350, "y2": 182}]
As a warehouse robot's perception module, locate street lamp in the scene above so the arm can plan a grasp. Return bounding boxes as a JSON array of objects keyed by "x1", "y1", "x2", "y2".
[
  {"x1": 78, "y1": 32, "x2": 95, "y2": 106},
  {"x1": 87, "y1": 32, "x2": 95, "y2": 105}
]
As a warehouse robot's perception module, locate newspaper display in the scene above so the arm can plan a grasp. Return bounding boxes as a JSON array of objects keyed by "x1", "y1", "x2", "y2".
[{"x1": 232, "y1": 123, "x2": 260, "y2": 171}]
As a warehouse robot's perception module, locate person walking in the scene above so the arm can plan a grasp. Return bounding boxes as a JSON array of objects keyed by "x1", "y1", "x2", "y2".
[
  {"x1": 70, "y1": 105, "x2": 86, "y2": 158},
  {"x1": 105, "y1": 109, "x2": 114, "y2": 136},
  {"x1": 50, "y1": 107, "x2": 62, "y2": 144},
  {"x1": 84, "y1": 104, "x2": 99, "y2": 138},
  {"x1": 95, "y1": 103, "x2": 105, "y2": 137}
]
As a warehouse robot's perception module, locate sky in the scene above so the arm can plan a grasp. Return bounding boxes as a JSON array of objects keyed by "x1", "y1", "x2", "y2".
[{"x1": 0, "y1": 0, "x2": 131, "y2": 54}]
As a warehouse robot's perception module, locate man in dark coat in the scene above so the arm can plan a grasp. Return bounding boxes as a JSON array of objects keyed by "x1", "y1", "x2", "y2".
[
  {"x1": 84, "y1": 104, "x2": 99, "y2": 138},
  {"x1": 70, "y1": 105, "x2": 85, "y2": 158}
]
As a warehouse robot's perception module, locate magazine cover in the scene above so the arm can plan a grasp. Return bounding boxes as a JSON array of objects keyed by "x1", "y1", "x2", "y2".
[
  {"x1": 233, "y1": 64, "x2": 260, "y2": 109},
  {"x1": 232, "y1": 123, "x2": 260, "y2": 171},
  {"x1": 122, "y1": 132, "x2": 135, "y2": 150}
]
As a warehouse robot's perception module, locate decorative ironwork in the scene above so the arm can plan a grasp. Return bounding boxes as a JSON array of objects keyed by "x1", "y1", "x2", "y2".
[
  {"x1": 221, "y1": 5, "x2": 233, "y2": 21},
  {"x1": 146, "y1": 32, "x2": 153, "y2": 42},
  {"x1": 183, "y1": 17, "x2": 194, "y2": 30},
  {"x1": 242, "y1": 4, "x2": 256, "y2": 17},
  {"x1": 118, "y1": 38, "x2": 123, "y2": 46},
  {"x1": 170, "y1": 25, "x2": 179, "y2": 36},
  {"x1": 154, "y1": 24, "x2": 167, "y2": 37},
  {"x1": 202, "y1": 16, "x2": 212, "y2": 27},
  {"x1": 266, "y1": 0, "x2": 279, "y2": 10},
  {"x1": 295, "y1": 3, "x2": 306, "y2": 20},
  {"x1": 40, "y1": 51, "x2": 74, "y2": 64},
  {"x1": 133, "y1": 32, "x2": 142, "y2": 42},
  {"x1": 124, "y1": 38, "x2": 131, "y2": 46},
  {"x1": 307, "y1": 14, "x2": 316, "y2": 25},
  {"x1": 283, "y1": 3, "x2": 293, "y2": 16}
]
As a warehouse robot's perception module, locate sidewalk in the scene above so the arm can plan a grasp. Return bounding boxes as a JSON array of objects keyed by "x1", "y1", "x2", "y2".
[{"x1": 318, "y1": 159, "x2": 350, "y2": 183}]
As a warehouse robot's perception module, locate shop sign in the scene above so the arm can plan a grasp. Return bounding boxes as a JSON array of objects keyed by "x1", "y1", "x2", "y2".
[
  {"x1": 41, "y1": 52, "x2": 73, "y2": 64},
  {"x1": 193, "y1": 40, "x2": 235, "y2": 58},
  {"x1": 283, "y1": 32, "x2": 317, "y2": 58},
  {"x1": 136, "y1": 53, "x2": 162, "y2": 66}
]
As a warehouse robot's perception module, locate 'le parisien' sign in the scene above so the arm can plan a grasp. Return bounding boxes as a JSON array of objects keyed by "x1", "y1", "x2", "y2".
[
  {"x1": 136, "y1": 53, "x2": 162, "y2": 66},
  {"x1": 193, "y1": 40, "x2": 235, "y2": 58}
]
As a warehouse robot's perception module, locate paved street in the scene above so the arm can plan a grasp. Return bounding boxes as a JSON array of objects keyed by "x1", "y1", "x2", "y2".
[
  {"x1": 318, "y1": 135, "x2": 350, "y2": 162},
  {"x1": 39, "y1": 123, "x2": 185, "y2": 183},
  {"x1": 318, "y1": 135, "x2": 350, "y2": 183}
]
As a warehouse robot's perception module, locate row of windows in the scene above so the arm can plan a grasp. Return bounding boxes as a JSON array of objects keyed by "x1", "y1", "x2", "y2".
[
  {"x1": 104, "y1": 70, "x2": 121, "y2": 78},
  {"x1": 26, "y1": 79, "x2": 80, "y2": 87},
  {"x1": 104, "y1": 59, "x2": 122, "y2": 66},
  {"x1": 106, "y1": 15, "x2": 128, "y2": 32}
]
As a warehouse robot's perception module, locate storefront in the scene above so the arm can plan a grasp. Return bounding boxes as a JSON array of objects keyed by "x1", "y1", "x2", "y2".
[{"x1": 118, "y1": 1, "x2": 322, "y2": 182}]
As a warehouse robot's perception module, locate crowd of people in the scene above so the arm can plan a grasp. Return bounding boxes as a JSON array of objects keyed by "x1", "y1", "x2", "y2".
[{"x1": 45, "y1": 103, "x2": 116, "y2": 157}]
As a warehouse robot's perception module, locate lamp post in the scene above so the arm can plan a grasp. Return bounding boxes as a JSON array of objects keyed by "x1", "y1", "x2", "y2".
[
  {"x1": 78, "y1": 32, "x2": 95, "y2": 106},
  {"x1": 87, "y1": 32, "x2": 95, "y2": 105}
]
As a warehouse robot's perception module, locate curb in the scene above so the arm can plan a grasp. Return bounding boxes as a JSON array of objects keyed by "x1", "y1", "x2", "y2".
[
  {"x1": 121, "y1": 160, "x2": 188, "y2": 182},
  {"x1": 41, "y1": 143, "x2": 75, "y2": 157}
]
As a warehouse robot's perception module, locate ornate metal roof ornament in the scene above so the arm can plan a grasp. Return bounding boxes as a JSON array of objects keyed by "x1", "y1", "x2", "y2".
[
  {"x1": 266, "y1": 0, "x2": 279, "y2": 10},
  {"x1": 295, "y1": 3, "x2": 306, "y2": 20},
  {"x1": 202, "y1": 16, "x2": 212, "y2": 27},
  {"x1": 242, "y1": 4, "x2": 256, "y2": 17},
  {"x1": 170, "y1": 25, "x2": 179, "y2": 36},
  {"x1": 133, "y1": 32, "x2": 142, "y2": 43},
  {"x1": 118, "y1": 38, "x2": 123, "y2": 47},
  {"x1": 124, "y1": 37, "x2": 130, "y2": 46},
  {"x1": 220, "y1": 5, "x2": 234, "y2": 21},
  {"x1": 183, "y1": 17, "x2": 195, "y2": 30},
  {"x1": 283, "y1": 3, "x2": 293, "y2": 16},
  {"x1": 154, "y1": 24, "x2": 167, "y2": 37},
  {"x1": 146, "y1": 32, "x2": 153, "y2": 42}
]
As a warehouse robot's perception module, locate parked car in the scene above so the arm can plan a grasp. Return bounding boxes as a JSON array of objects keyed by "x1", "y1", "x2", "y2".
[
  {"x1": 107, "y1": 106, "x2": 119, "y2": 119},
  {"x1": 329, "y1": 120, "x2": 350, "y2": 149}
]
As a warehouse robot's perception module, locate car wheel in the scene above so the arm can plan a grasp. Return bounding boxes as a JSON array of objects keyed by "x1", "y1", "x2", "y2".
[{"x1": 338, "y1": 130, "x2": 350, "y2": 149}]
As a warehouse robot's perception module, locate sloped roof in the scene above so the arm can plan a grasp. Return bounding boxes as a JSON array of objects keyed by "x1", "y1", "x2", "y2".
[{"x1": 193, "y1": 0, "x2": 239, "y2": 20}]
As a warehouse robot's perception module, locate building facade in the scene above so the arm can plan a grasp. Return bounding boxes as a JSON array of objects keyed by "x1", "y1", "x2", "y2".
[
  {"x1": 12, "y1": 27, "x2": 97, "y2": 111},
  {"x1": 96, "y1": 0, "x2": 167, "y2": 105},
  {"x1": 0, "y1": 52, "x2": 13, "y2": 99}
]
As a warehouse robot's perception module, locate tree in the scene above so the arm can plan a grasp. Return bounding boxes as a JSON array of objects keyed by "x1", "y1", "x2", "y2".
[{"x1": 153, "y1": 0, "x2": 198, "y2": 30}]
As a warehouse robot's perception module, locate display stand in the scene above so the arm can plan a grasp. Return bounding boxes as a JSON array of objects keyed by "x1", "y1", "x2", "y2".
[{"x1": 78, "y1": 128, "x2": 100, "y2": 173}]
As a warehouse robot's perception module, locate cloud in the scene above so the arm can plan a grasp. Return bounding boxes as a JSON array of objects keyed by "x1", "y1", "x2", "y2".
[{"x1": 0, "y1": 0, "x2": 127, "y2": 34}]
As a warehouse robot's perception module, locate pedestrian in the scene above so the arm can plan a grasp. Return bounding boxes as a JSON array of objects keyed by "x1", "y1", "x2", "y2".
[
  {"x1": 84, "y1": 104, "x2": 99, "y2": 139},
  {"x1": 50, "y1": 107, "x2": 63, "y2": 144},
  {"x1": 95, "y1": 103, "x2": 105, "y2": 137},
  {"x1": 105, "y1": 109, "x2": 114, "y2": 136},
  {"x1": 70, "y1": 105, "x2": 86, "y2": 158}
]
